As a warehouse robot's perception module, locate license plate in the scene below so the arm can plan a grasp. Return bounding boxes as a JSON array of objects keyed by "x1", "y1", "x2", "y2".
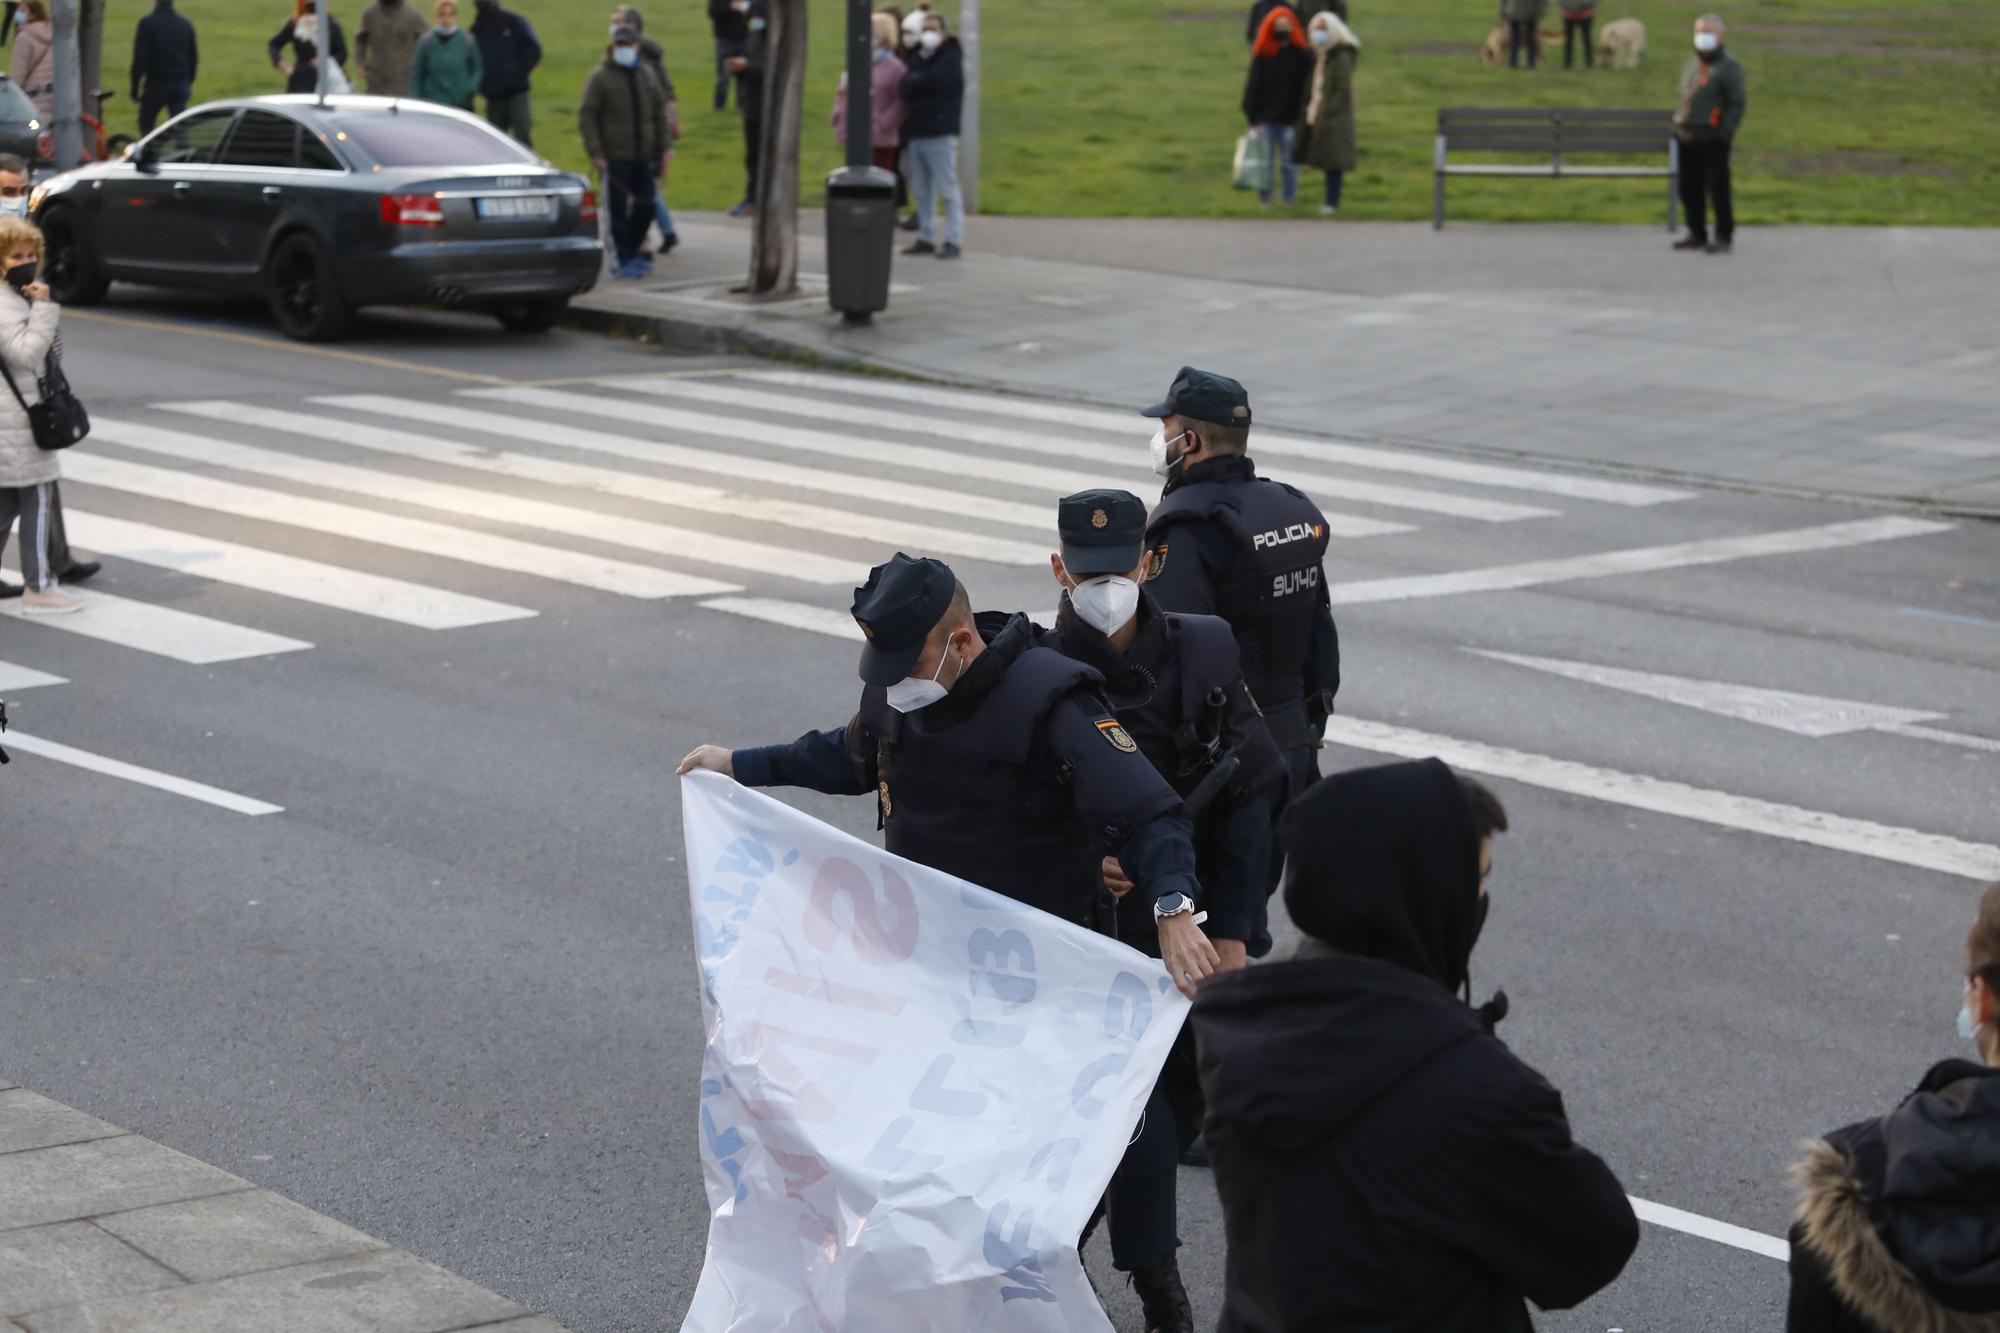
[{"x1": 475, "y1": 195, "x2": 557, "y2": 221}]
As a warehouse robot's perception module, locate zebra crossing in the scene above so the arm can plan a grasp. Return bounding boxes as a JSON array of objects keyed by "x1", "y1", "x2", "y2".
[{"x1": 7, "y1": 365, "x2": 1951, "y2": 810}]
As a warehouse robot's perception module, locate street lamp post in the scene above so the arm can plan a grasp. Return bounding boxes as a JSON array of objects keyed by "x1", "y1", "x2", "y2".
[{"x1": 50, "y1": 0, "x2": 83, "y2": 169}]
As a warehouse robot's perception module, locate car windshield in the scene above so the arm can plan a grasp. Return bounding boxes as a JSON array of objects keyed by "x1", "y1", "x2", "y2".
[
  {"x1": 328, "y1": 111, "x2": 538, "y2": 168},
  {"x1": 0, "y1": 79, "x2": 37, "y2": 123}
]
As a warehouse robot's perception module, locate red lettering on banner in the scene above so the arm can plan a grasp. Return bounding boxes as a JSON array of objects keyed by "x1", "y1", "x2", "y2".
[
  {"x1": 806, "y1": 857, "x2": 920, "y2": 963},
  {"x1": 764, "y1": 967, "x2": 907, "y2": 1016},
  {"x1": 736, "y1": 1020, "x2": 880, "y2": 1124}
]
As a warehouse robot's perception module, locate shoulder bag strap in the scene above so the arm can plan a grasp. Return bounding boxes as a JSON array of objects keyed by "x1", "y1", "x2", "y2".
[{"x1": 0, "y1": 357, "x2": 30, "y2": 414}]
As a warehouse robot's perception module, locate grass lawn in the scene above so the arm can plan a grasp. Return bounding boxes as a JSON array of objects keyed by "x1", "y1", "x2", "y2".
[{"x1": 97, "y1": 0, "x2": 1998, "y2": 224}]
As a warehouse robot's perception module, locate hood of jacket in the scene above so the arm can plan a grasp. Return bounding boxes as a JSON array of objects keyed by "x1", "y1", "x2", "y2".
[
  {"x1": 1308, "y1": 11, "x2": 1360, "y2": 50},
  {"x1": 1796, "y1": 1060, "x2": 2000, "y2": 1330}
]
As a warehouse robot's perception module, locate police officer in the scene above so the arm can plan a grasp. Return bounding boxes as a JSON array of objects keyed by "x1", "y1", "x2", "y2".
[
  {"x1": 1039, "y1": 490, "x2": 1281, "y2": 1333},
  {"x1": 1139, "y1": 367, "x2": 1340, "y2": 957},
  {"x1": 676, "y1": 552, "x2": 1221, "y2": 998}
]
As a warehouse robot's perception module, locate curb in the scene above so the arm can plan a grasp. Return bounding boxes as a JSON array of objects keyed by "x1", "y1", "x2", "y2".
[{"x1": 563, "y1": 297, "x2": 880, "y2": 373}]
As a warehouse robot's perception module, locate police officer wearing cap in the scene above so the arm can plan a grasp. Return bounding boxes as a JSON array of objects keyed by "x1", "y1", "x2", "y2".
[
  {"x1": 1038, "y1": 489, "x2": 1282, "y2": 1333},
  {"x1": 1138, "y1": 367, "x2": 1341, "y2": 958},
  {"x1": 677, "y1": 552, "x2": 1222, "y2": 998}
]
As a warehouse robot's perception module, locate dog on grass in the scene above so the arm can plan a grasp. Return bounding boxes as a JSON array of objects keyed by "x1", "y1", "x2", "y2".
[
  {"x1": 1480, "y1": 25, "x2": 1563, "y2": 66},
  {"x1": 1597, "y1": 17, "x2": 1646, "y2": 68}
]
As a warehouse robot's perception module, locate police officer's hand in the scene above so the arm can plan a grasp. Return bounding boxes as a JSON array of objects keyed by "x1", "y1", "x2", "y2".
[
  {"x1": 676, "y1": 745, "x2": 735, "y2": 778},
  {"x1": 1158, "y1": 915, "x2": 1220, "y2": 1000},
  {"x1": 1214, "y1": 939, "x2": 1248, "y2": 972},
  {"x1": 1101, "y1": 856, "x2": 1134, "y2": 899}
]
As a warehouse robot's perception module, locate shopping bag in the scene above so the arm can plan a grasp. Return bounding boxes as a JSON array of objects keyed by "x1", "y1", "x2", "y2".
[{"x1": 1232, "y1": 130, "x2": 1272, "y2": 190}]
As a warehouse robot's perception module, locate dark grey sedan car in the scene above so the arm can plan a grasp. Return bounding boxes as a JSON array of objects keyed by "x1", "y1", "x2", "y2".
[{"x1": 31, "y1": 95, "x2": 602, "y2": 340}]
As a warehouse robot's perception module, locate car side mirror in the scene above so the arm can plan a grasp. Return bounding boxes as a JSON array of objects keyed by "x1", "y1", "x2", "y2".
[{"x1": 133, "y1": 144, "x2": 159, "y2": 173}]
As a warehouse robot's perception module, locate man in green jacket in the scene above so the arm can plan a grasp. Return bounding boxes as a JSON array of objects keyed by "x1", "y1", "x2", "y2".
[
  {"x1": 580, "y1": 26, "x2": 672, "y2": 279},
  {"x1": 1672, "y1": 13, "x2": 1747, "y2": 254}
]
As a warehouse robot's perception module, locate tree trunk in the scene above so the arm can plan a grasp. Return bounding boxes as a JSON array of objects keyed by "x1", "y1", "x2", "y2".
[
  {"x1": 80, "y1": 0, "x2": 104, "y2": 112},
  {"x1": 748, "y1": 0, "x2": 807, "y2": 297}
]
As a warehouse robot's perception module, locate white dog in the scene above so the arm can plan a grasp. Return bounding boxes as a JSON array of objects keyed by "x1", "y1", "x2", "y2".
[{"x1": 1598, "y1": 17, "x2": 1647, "y2": 69}]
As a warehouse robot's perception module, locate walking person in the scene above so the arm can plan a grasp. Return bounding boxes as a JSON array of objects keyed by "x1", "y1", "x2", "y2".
[
  {"x1": 409, "y1": 0, "x2": 481, "y2": 110},
  {"x1": 898, "y1": 11, "x2": 964, "y2": 258},
  {"x1": 0, "y1": 217, "x2": 79, "y2": 616},
  {"x1": 129, "y1": 0, "x2": 197, "y2": 135},
  {"x1": 721, "y1": 0, "x2": 767, "y2": 218},
  {"x1": 1195, "y1": 759, "x2": 1641, "y2": 1330},
  {"x1": 1294, "y1": 7, "x2": 1358, "y2": 217},
  {"x1": 1242, "y1": 5, "x2": 1309, "y2": 209},
  {"x1": 471, "y1": 0, "x2": 539, "y2": 148},
  {"x1": 9, "y1": 2, "x2": 52, "y2": 122},
  {"x1": 706, "y1": 0, "x2": 747, "y2": 112},
  {"x1": 269, "y1": 0, "x2": 347, "y2": 96},
  {"x1": 1561, "y1": 0, "x2": 1595, "y2": 67},
  {"x1": 1788, "y1": 880, "x2": 2000, "y2": 1332},
  {"x1": 355, "y1": 0, "x2": 427, "y2": 96},
  {"x1": 1503, "y1": 0, "x2": 1546, "y2": 68},
  {"x1": 1672, "y1": 14, "x2": 1747, "y2": 254},
  {"x1": 581, "y1": 26, "x2": 670, "y2": 280},
  {"x1": 832, "y1": 13, "x2": 905, "y2": 179},
  {"x1": 611, "y1": 6, "x2": 681, "y2": 259}
]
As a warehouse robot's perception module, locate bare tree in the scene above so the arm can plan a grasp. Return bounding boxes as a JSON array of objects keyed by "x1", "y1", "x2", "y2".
[
  {"x1": 80, "y1": 0, "x2": 105, "y2": 114},
  {"x1": 748, "y1": 0, "x2": 807, "y2": 298}
]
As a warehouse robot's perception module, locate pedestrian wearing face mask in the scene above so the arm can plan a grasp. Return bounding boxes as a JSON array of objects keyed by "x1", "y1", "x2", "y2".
[
  {"x1": 894, "y1": 8, "x2": 928, "y2": 228},
  {"x1": 1242, "y1": 5, "x2": 1310, "y2": 209},
  {"x1": 1293, "y1": 8, "x2": 1359, "y2": 217},
  {"x1": 0, "y1": 215, "x2": 83, "y2": 615},
  {"x1": 898, "y1": 12, "x2": 965, "y2": 258},
  {"x1": 410, "y1": 0, "x2": 481, "y2": 110},
  {"x1": 678, "y1": 552, "x2": 1222, "y2": 1001},
  {"x1": 1195, "y1": 760, "x2": 1639, "y2": 1331},
  {"x1": 10, "y1": 2, "x2": 54, "y2": 121},
  {"x1": 470, "y1": 0, "x2": 540, "y2": 148},
  {"x1": 1037, "y1": 490, "x2": 1281, "y2": 1333},
  {"x1": 1672, "y1": 14, "x2": 1746, "y2": 255},
  {"x1": 1140, "y1": 367, "x2": 1338, "y2": 959},
  {"x1": 1786, "y1": 881, "x2": 2000, "y2": 1333},
  {"x1": 721, "y1": 0, "x2": 768, "y2": 218},
  {"x1": 581, "y1": 26, "x2": 671, "y2": 280}
]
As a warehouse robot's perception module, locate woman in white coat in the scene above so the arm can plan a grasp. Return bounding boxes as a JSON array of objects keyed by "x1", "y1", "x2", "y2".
[{"x1": 0, "y1": 214, "x2": 77, "y2": 614}]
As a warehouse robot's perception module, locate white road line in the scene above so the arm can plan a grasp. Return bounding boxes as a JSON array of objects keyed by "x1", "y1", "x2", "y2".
[
  {"x1": 1628, "y1": 1196, "x2": 1789, "y2": 1263},
  {"x1": 0, "y1": 659, "x2": 67, "y2": 690},
  {"x1": 0, "y1": 566, "x2": 312, "y2": 663},
  {"x1": 606, "y1": 377, "x2": 1514, "y2": 524},
  {"x1": 734, "y1": 370, "x2": 1692, "y2": 507},
  {"x1": 1322, "y1": 715, "x2": 2000, "y2": 881},
  {"x1": 89, "y1": 417, "x2": 851, "y2": 587},
  {"x1": 316, "y1": 393, "x2": 1059, "y2": 532},
  {"x1": 162, "y1": 401, "x2": 1047, "y2": 569},
  {"x1": 1328, "y1": 517, "x2": 1953, "y2": 605},
  {"x1": 65, "y1": 511, "x2": 536, "y2": 630},
  {"x1": 699, "y1": 596, "x2": 866, "y2": 640},
  {"x1": 63, "y1": 454, "x2": 728, "y2": 602},
  {"x1": 0, "y1": 729, "x2": 283, "y2": 815},
  {"x1": 471, "y1": 386, "x2": 1411, "y2": 541}
]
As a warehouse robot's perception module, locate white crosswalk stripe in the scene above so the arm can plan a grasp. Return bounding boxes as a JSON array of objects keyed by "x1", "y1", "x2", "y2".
[
  {"x1": 602, "y1": 377, "x2": 1554, "y2": 524},
  {"x1": 0, "y1": 567, "x2": 313, "y2": 662},
  {"x1": 0, "y1": 658, "x2": 68, "y2": 690},
  {"x1": 162, "y1": 401, "x2": 1049, "y2": 568},
  {"x1": 737, "y1": 369, "x2": 1693, "y2": 507}
]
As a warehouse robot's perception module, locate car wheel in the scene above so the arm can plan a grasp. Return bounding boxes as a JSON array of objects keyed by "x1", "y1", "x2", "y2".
[
  {"x1": 40, "y1": 208, "x2": 110, "y2": 307},
  {"x1": 493, "y1": 297, "x2": 568, "y2": 334},
  {"x1": 265, "y1": 233, "x2": 353, "y2": 342}
]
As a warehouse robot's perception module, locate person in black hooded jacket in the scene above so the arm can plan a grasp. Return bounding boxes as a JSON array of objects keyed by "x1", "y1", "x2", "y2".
[
  {"x1": 1192, "y1": 758, "x2": 1639, "y2": 1333},
  {"x1": 1787, "y1": 880, "x2": 2000, "y2": 1333}
]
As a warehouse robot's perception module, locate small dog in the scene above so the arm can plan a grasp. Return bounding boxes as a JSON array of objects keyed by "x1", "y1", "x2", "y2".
[
  {"x1": 1598, "y1": 17, "x2": 1646, "y2": 68},
  {"x1": 1481, "y1": 24, "x2": 1563, "y2": 66}
]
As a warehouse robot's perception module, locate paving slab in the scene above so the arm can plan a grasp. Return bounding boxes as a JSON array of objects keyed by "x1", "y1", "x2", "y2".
[
  {"x1": 0, "y1": 1093, "x2": 124, "y2": 1157},
  {"x1": 0, "y1": 1221, "x2": 183, "y2": 1315},
  {"x1": 93, "y1": 1190, "x2": 384, "y2": 1284},
  {"x1": 0, "y1": 1137, "x2": 246, "y2": 1232},
  {"x1": 12, "y1": 1250, "x2": 528, "y2": 1333}
]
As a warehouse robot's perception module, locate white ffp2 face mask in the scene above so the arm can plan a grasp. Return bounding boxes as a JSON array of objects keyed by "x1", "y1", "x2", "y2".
[
  {"x1": 1693, "y1": 31, "x2": 1720, "y2": 53},
  {"x1": 1068, "y1": 575, "x2": 1140, "y2": 637},
  {"x1": 886, "y1": 641, "x2": 958, "y2": 713},
  {"x1": 1149, "y1": 428, "x2": 1188, "y2": 478}
]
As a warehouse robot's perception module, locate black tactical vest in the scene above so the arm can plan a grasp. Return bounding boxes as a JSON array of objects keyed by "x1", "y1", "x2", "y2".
[
  {"x1": 856, "y1": 619, "x2": 1107, "y2": 924},
  {"x1": 1146, "y1": 463, "x2": 1331, "y2": 715}
]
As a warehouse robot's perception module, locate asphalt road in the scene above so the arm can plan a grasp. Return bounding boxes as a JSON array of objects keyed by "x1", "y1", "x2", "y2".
[{"x1": 2, "y1": 293, "x2": 1997, "y2": 1333}]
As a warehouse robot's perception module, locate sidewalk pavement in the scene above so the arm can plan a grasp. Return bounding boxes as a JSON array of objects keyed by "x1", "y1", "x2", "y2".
[
  {"x1": 575, "y1": 213, "x2": 2000, "y2": 516},
  {"x1": 0, "y1": 1079, "x2": 565, "y2": 1333}
]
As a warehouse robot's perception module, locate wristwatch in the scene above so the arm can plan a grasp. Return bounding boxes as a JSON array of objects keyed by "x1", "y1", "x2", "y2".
[{"x1": 1153, "y1": 892, "x2": 1196, "y2": 921}]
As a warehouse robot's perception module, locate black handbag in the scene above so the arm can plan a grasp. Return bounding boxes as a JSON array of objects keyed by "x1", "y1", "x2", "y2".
[{"x1": 0, "y1": 332, "x2": 89, "y2": 452}]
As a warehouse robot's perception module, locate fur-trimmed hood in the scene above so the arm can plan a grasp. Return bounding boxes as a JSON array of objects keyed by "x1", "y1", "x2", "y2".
[{"x1": 1793, "y1": 1061, "x2": 2000, "y2": 1332}]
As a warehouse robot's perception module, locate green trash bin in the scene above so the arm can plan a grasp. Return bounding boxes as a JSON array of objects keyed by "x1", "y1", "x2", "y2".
[{"x1": 825, "y1": 165, "x2": 898, "y2": 320}]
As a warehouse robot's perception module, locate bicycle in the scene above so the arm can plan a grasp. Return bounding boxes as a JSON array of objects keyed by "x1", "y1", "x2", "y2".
[{"x1": 31, "y1": 90, "x2": 136, "y2": 167}]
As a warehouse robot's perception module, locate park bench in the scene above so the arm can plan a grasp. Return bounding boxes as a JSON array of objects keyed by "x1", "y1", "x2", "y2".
[{"x1": 1433, "y1": 107, "x2": 1680, "y2": 230}]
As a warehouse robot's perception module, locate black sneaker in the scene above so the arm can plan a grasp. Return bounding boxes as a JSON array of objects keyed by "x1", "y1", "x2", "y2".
[
  {"x1": 0, "y1": 581, "x2": 20, "y2": 600},
  {"x1": 1672, "y1": 234, "x2": 1709, "y2": 251},
  {"x1": 1130, "y1": 1258, "x2": 1195, "y2": 1333},
  {"x1": 1706, "y1": 239, "x2": 1733, "y2": 255},
  {"x1": 902, "y1": 239, "x2": 936, "y2": 256},
  {"x1": 938, "y1": 242, "x2": 961, "y2": 259},
  {"x1": 58, "y1": 560, "x2": 101, "y2": 584},
  {"x1": 897, "y1": 213, "x2": 920, "y2": 231}
]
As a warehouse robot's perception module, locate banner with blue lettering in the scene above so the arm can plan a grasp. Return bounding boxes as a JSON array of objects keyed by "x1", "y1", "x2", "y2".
[{"x1": 679, "y1": 771, "x2": 1190, "y2": 1332}]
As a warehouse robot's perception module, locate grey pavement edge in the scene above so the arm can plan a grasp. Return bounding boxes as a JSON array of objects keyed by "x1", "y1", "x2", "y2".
[
  {"x1": 0, "y1": 1084, "x2": 568, "y2": 1333},
  {"x1": 571, "y1": 214, "x2": 2000, "y2": 519}
]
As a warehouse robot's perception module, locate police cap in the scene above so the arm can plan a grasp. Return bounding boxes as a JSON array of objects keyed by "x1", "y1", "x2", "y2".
[
  {"x1": 851, "y1": 552, "x2": 958, "y2": 686},
  {"x1": 1138, "y1": 366, "x2": 1252, "y2": 429},
  {"x1": 1057, "y1": 489, "x2": 1147, "y2": 577}
]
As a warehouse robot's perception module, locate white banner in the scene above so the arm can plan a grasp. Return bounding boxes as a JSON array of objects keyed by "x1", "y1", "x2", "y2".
[{"x1": 679, "y1": 771, "x2": 1190, "y2": 1333}]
